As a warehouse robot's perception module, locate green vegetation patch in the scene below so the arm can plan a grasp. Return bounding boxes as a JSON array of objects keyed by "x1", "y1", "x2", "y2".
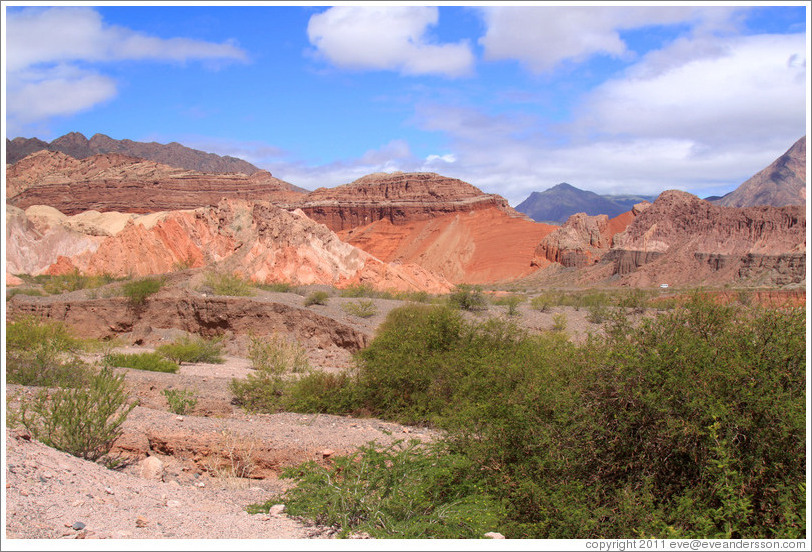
[
  {"x1": 122, "y1": 276, "x2": 165, "y2": 305},
  {"x1": 156, "y1": 335, "x2": 225, "y2": 365},
  {"x1": 248, "y1": 296, "x2": 805, "y2": 539},
  {"x1": 104, "y1": 352, "x2": 179, "y2": 373},
  {"x1": 203, "y1": 272, "x2": 256, "y2": 296}
]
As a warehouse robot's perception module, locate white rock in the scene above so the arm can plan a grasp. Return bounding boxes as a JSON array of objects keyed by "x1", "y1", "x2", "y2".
[
  {"x1": 139, "y1": 456, "x2": 165, "y2": 481},
  {"x1": 484, "y1": 532, "x2": 506, "y2": 539},
  {"x1": 269, "y1": 504, "x2": 286, "y2": 517}
]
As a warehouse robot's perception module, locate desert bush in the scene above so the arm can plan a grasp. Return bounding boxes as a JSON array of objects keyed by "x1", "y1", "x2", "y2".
[
  {"x1": 205, "y1": 429, "x2": 258, "y2": 480},
  {"x1": 275, "y1": 297, "x2": 805, "y2": 538},
  {"x1": 339, "y1": 284, "x2": 376, "y2": 298},
  {"x1": 229, "y1": 335, "x2": 311, "y2": 412},
  {"x1": 6, "y1": 317, "x2": 92, "y2": 387},
  {"x1": 304, "y1": 290, "x2": 329, "y2": 306},
  {"x1": 122, "y1": 276, "x2": 165, "y2": 305},
  {"x1": 203, "y1": 272, "x2": 255, "y2": 296},
  {"x1": 493, "y1": 294, "x2": 524, "y2": 316},
  {"x1": 530, "y1": 293, "x2": 554, "y2": 312},
  {"x1": 392, "y1": 290, "x2": 431, "y2": 303},
  {"x1": 247, "y1": 334, "x2": 309, "y2": 374},
  {"x1": 6, "y1": 288, "x2": 46, "y2": 299},
  {"x1": 162, "y1": 388, "x2": 198, "y2": 415},
  {"x1": 156, "y1": 335, "x2": 225, "y2": 365},
  {"x1": 17, "y1": 367, "x2": 137, "y2": 461},
  {"x1": 551, "y1": 313, "x2": 568, "y2": 332},
  {"x1": 38, "y1": 270, "x2": 119, "y2": 295},
  {"x1": 257, "y1": 282, "x2": 294, "y2": 293},
  {"x1": 104, "y1": 351, "x2": 179, "y2": 373},
  {"x1": 280, "y1": 440, "x2": 506, "y2": 538},
  {"x1": 447, "y1": 284, "x2": 487, "y2": 311},
  {"x1": 586, "y1": 303, "x2": 613, "y2": 324},
  {"x1": 342, "y1": 299, "x2": 377, "y2": 318}
]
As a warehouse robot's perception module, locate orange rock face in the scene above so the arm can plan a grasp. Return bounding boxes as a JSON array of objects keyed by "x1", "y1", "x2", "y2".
[
  {"x1": 7, "y1": 200, "x2": 452, "y2": 294},
  {"x1": 340, "y1": 206, "x2": 557, "y2": 284}
]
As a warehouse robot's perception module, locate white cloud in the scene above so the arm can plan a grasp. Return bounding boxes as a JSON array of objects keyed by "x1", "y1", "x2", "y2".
[
  {"x1": 307, "y1": 6, "x2": 474, "y2": 77},
  {"x1": 425, "y1": 153, "x2": 456, "y2": 164},
  {"x1": 478, "y1": 6, "x2": 734, "y2": 73},
  {"x1": 580, "y1": 33, "x2": 807, "y2": 145},
  {"x1": 6, "y1": 7, "x2": 248, "y2": 135}
]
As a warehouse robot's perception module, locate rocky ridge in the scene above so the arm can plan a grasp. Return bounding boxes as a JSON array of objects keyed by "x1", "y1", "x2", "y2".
[
  {"x1": 6, "y1": 200, "x2": 452, "y2": 294},
  {"x1": 606, "y1": 190, "x2": 805, "y2": 286},
  {"x1": 6, "y1": 151, "x2": 304, "y2": 215},
  {"x1": 7, "y1": 131, "x2": 263, "y2": 175},
  {"x1": 712, "y1": 136, "x2": 806, "y2": 208}
]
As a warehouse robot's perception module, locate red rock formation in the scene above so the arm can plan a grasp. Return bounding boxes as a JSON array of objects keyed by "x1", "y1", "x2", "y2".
[
  {"x1": 533, "y1": 203, "x2": 648, "y2": 268},
  {"x1": 340, "y1": 207, "x2": 557, "y2": 284},
  {"x1": 7, "y1": 151, "x2": 304, "y2": 215},
  {"x1": 8, "y1": 200, "x2": 452, "y2": 294},
  {"x1": 607, "y1": 190, "x2": 805, "y2": 286},
  {"x1": 296, "y1": 172, "x2": 526, "y2": 232}
]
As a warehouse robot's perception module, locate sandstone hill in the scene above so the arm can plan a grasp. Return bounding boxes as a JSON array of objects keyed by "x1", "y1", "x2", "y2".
[
  {"x1": 291, "y1": 171, "x2": 557, "y2": 284},
  {"x1": 712, "y1": 136, "x2": 806, "y2": 208},
  {"x1": 6, "y1": 151, "x2": 304, "y2": 215},
  {"x1": 6, "y1": 200, "x2": 452, "y2": 294},
  {"x1": 296, "y1": 171, "x2": 526, "y2": 232},
  {"x1": 6, "y1": 132, "x2": 264, "y2": 176}
]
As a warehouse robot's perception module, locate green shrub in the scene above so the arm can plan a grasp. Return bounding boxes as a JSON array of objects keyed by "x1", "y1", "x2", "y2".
[
  {"x1": 6, "y1": 317, "x2": 92, "y2": 387},
  {"x1": 447, "y1": 284, "x2": 488, "y2": 311},
  {"x1": 156, "y1": 335, "x2": 225, "y2": 365},
  {"x1": 38, "y1": 270, "x2": 119, "y2": 295},
  {"x1": 257, "y1": 282, "x2": 294, "y2": 293},
  {"x1": 493, "y1": 294, "x2": 524, "y2": 316},
  {"x1": 248, "y1": 334, "x2": 309, "y2": 375},
  {"x1": 17, "y1": 367, "x2": 137, "y2": 461},
  {"x1": 304, "y1": 290, "x2": 329, "y2": 306},
  {"x1": 229, "y1": 335, "x2": 311, "y2": 412},
  {"x1": 342, "y1": 299, "x2": 377, "y2": 318},
  {"x1": 6, "y1": 288, "x2": 46, "y2": 299},
  {"x1": 530, "y1": 293, "x2": 554, "y2": 312},
  {"x1": 274, "y1": 297, "x2": 805, "y2": 538},
  {"x1": 122, "y1": 276, "x2": 165, "y2": 305},
  {"x1": 162, "y1": 388, "x2": 198, "y2": 415},
  {"x1": 585, "y1": 303, "x2": 612, "y2": 324},
  {"x1": 280, "y1": 440, "x2": 506, "y2": 538},
  {"x1": 339, "y1": 284, "x2": 376, "y2": 298},
  {"x1": 104, "y1": 352, "x2": 179, "y2": 373},
  {"x1": 551, "y1": 313, "x2": 568, "y2": 332},
  {"x1": 203, "y1": 272, "x2": 255, "y2": 296}
]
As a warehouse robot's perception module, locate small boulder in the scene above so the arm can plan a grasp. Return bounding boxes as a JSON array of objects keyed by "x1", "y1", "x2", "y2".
[{"x1": 139, "y1": 456, "x2": 165, "y2": 481}]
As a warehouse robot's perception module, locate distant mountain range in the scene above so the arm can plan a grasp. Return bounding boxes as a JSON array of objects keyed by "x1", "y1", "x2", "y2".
[
  {"x1": 6, "y1": 132, "x2": 263, "y2": 176},
  {"x1": 515, "y1": 183, "x2": 656, "y2": 224}
]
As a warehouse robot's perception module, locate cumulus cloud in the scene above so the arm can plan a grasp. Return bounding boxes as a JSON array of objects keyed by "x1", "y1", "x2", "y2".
[
  {"x1": 307, "y1": 6, "x2": 474, "y2": 77},
  {"x1": 6, "y1": 7, "x2": 248, "y2": 135},
  {"x1": 478, "y1": 6, "x2": 733, "y2": 73},
  {"x1": 579, "y1": 33, "x2": 807, "y2": 145}
]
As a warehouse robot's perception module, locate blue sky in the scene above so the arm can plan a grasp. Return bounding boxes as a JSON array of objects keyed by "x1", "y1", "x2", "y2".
[{"x1": 3, "y1": 2, "x2": 808, "y2": 205}]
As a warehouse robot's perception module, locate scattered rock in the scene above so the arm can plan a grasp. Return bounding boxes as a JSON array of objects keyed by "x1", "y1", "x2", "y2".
[
  {"x1": 268, "y1": 504, "x2": 286, "y2": 517},
  {"x1": 484, "y1": 532, "x2": 505, "y2": 539},
  {"x1": 72, "y1": 521, "x2": 86, "y2": 531},
  {"x1": 135, "y1": 516, "x2": 149, "y2": 528},
  {"x1": 139, "y1": 456, "x2": 165, "y2": 481}
]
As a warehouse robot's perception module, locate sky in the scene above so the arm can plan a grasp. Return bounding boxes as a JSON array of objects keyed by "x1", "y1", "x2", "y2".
[{"x1": 3, "y1": 2, "x2": 809, "y2": 205}]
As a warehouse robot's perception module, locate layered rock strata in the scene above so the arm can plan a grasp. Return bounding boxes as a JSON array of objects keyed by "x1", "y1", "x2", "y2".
[
  {"x1": 296, "y1": 172, "x2": 526, "y2": 232},
  {"x1": 608, "y1": 190, "x2": 805, "y2": 286},
  {"x1": 7, "y1": 151, "x2": 304, "y2": 215}
]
